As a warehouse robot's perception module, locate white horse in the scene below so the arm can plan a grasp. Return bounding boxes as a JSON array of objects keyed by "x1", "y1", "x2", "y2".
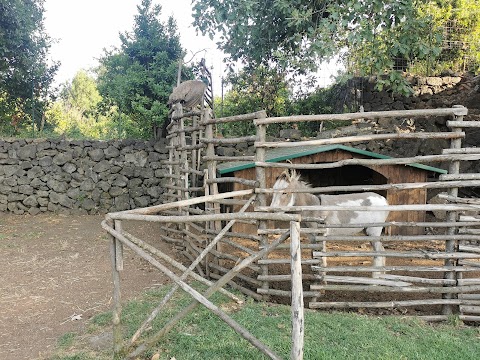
[{"x1": 270, "y1": 169, "x2": 389, "y2": 277}]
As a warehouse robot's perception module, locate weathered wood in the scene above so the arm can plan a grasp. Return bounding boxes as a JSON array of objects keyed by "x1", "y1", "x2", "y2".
[
  {"x1": 312, "y1": 250, "x2": 480, "y2": 259},
  {"x1": 109, "y1": 211, "x2": 300, "y2": 224},
  {"x1": 447, "y1": 120, "x2": 480, "y2": 128},
  {"x1": 108, "y1": 219, "x2": 122, "y2": 355},
  {"x1": 201, "y1": 135, "x2": 257, "y2": 144},
  {"x1": 255, "y1": 131, "x2": 464, "y2": 148},
  {"x1": 438, "y1": 193, "x2": 480, "y2": 205},
  {"x1": 255, "y1": 153, "x2": 479, "y2": 170},
  {"x1": 257, "y1": 203, "x2": 480, "y2": 213},
  {"x1": 104, "y1": 220, "x2": 282, "y2": 360},
  {"x1": 206, "y1": 177, "x2": 258, "y2": 187},
  {"x1": 257, "y1": 179, "x2": 480, "y2": 194},
  {"x1": 289, "y1": 221, "x2": 304, "y2": 360},
  {"x1": 203, "y1": 155, "x2": 256, "y2": 162},
  {"x1": 209, "y1": 272, "x2": 263, "y2": 300},
  {"x1": 202, "y1": 110, "x2": 267, "y2": 125},
  {"x1": 254, "y1": 106, "x2": 468, "y2": 125},
  {"x1": 377, "y1": 274, "x2": 456, "y2": 285},
  {"x1": 321, "y1": 275, "x2": 412, "y2": 287},
  {"x1": 309, "y1": 284, "x2": 480, "y2": 293},
  {"x1": 459, "y1": 305, "x2": 480, "y2": 314},
  {"x1": 439, "y1": 173, "x2": 480, "y2": 181},
  {"x1": 311, "y1": 265, "x2": 479, "y2": 272},
  {"x1": 442, "y1": 147, "x2": 480, "y2": 154},
  {"x1": 310, "y1": 299, "x2": 462, "y2": 309}
]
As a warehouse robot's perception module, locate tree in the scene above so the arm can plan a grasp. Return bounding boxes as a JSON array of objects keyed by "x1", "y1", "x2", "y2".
[
  {"x1": 97, "y1": 0, "x2": 186, "y2": 139},
  {"x1": 46, "y1": 70, "x2": 120, "y2": 139},
  {"x1": 192, "y1": 0, "x2": 480, "y2": 94},
  {"x1": 0, "y1": 0, "x2": 58, "y2": 133}
]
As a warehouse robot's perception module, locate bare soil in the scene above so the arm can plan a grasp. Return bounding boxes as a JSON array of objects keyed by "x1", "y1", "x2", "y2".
[{"x1": 0, "y1": 214, "x2": 173, "y2": 360}]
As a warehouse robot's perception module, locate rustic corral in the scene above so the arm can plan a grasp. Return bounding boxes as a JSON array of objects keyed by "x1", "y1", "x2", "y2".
[{"x1": 104, "y1": 103, "x2": 480, "y2": 359}]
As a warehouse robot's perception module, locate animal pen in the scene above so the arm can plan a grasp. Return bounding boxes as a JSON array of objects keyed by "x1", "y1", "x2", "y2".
[{"x1": 103, "y1": 103, "x2": 480, "y2": 359}]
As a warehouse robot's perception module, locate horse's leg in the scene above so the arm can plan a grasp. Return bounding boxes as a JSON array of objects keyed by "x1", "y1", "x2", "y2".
[{"x1": 366, "y1": 226, "x2": 385, "y2": 278}]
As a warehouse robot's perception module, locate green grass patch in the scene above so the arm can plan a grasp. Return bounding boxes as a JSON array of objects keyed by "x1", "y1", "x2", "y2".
[{"x1": 50, "y1": 284, "x2": 480, "y2": 360}]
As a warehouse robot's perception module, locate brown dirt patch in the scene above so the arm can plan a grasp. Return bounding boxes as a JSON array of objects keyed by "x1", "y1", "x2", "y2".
[{"x1": 0, "y1": 214, "x2": 174, "y2": 360}]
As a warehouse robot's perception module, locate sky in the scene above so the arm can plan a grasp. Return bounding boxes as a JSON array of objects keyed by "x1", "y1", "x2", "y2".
[
  {"x1": 43, "y1": 0, "x2": 226, "y2": 90},
  {"x1": 43, "y1": 0, "x2": 340, "y2": 94}
]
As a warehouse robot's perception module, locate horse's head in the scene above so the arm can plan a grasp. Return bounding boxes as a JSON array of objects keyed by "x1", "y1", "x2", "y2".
[{"x1": 270, "y1": 170, "x2": 299, "y2": 208}]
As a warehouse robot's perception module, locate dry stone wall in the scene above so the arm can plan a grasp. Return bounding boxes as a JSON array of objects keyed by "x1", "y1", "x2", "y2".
[{"x1": 0, "y1": 138, "x2": 168, "y2": 215}]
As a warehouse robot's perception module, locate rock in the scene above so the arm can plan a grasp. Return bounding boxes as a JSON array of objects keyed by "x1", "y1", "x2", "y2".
[
  {"x1": 16, "y1": 144, "x2": 37, "y2": 160},
  {"x1": 88, "y1": 148, "x2": 105, "y2": 161},
  {"x1": 428, "y1": 192, "x2": 448, "y2": 220},
  {"x1": 23, "y1": 195, "x2": 38, "y2": 207},
  {"x1": 53, "y1": 152, "x2": 73, "y2": 165},
  {"x1": 279, "y1": 128, "x2": 302, "y2": 140}
]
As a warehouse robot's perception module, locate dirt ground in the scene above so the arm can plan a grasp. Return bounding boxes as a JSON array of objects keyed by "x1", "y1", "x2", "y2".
[{"x1": 0, "y1": 214, "x2": 173, "y2": 360}]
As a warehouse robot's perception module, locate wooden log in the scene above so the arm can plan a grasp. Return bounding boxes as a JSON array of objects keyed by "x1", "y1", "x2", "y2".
[
  {"x1": 447, "y1": 120, "x2": 480, "y2": 128},
  {"x1": 209, "y1": 272, "x2": 263, "y2": 300},
  {"x1": 131, "y1": 228, "x2": 293, "y2": 360},
  {"x1": 460, "y1": 315, "x2": 480, "y2": 322},
  {"x1": 310, "y1": 299, "x2": 461, "y2": 309},
  {"x1": 255, "y1": 153, "x2": 479, "y2": 170},
  {"x1": 257, "y1": 179, "x2": 480, "y2": 194},
  {"x1": 439, "y1": 173, "x2": 480, "y2": 181},
  {"x1": 121, "y1": 231, "x2": 241, "y2": 302},
  {"x1": 203, "y1": 155, "x2": 255, "y2": 162},
  {"x1": 309, "y1": 284, "x2": 480, "y2": 294},
  {"x1": 459, "y1": 245, "x2": 480, "y2": 254},
  {"x1": 108, "y1": 212, "x2": 300, "y2": 224},
  {"x1": 254, "y1": 107, "x2": 468, "y2": 125},
  {"x1": 208, "y1": 262, "x2": 262, "y2": 286},
  {"x1": 458, "y1": 260, "x2": 480, "y2": 267},
  {"x1": 257, "y1": 274, "x2": 319, "y2": 282},
  {"x1": 459, "y1": 294, "x2": 480, "y2": 300},
  {"x1": 104, "y1": 221, "x2": 282, "y2": 360},
  {"x1": 377, "y1": 274, "x2": 456, "y2": 285},
  {"x1": 256, "y1": 288, "x2": 323, "y2": 298},
  {"x1": 442, "y1": 147, "x2": 480, "y2": 154},
  {"x1": 118, "y1": 189, "x2": 255, "y2": 216},
  {"x1": 312, "y1": 250, "x2": 480, "y2": 259},
  {"x1": 200, "y1": 135, "x2": 256, "y2": 144},
  {"x1": 322, "y1": 275, "x2": 412, "y2": 287},
  {"x1": 204, "y1": 228, "x2": 262, "y2": 242},
  {"x1": 290, "y1": 221, "x2": 304, "y2": 360},
  {"x1": 206, "y1": 177, "x2": 258, "y2": 187},
  {"x1": 255, "y1": 131, "x2": 464, "y2": 148},
  {"x1": 107, "y1": 219, "x2": 123, "y2": 354},
  {"x1": 311, "y1": 265, "x2": 479, "y2": 272},
  {"x1": 257, "y1": 203, "x2": 480, "y2": 213},
  {"x1": 437, "y1": 193, "x2": 480, "y2": 205},
  {"x1": 460, "y1": 305, "x2": 480, "y2": 314},
  {"x1": 258, "y1": 258, "x2": 322, "y2": 265},
  {"x1": 202, "y1": 110, "x2": 267, "y2": 125}
]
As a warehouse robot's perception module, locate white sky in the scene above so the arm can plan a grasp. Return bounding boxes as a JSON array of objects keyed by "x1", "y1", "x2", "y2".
[
  {"x1": 43, "y1": 0, "x2": 226, "y2": 90},
  {"x1": 43, "y1": 0, "x2": 340, "y2": 94}
]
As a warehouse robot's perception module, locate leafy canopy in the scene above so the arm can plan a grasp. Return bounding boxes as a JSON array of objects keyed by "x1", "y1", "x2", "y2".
[
  {"x1": 0, "y1": 0, "x2": 58, "y2": 133},
  {"x1": 97, "y1": 0, "x2": 185, "y2": 139},
  {"x1": 192, "y1": 1, "x2": 433, "y2": 72}
]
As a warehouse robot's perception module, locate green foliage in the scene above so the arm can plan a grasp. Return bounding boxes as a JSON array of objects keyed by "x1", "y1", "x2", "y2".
[
  {"x1": 52, "y1": 285, "x2": 480, "y2": 360},
  {"x1": 44, "y1": 70, "x2": 121, "y2": 140},
  {"x1": 192, "y1": 0, "x2": 479, "y2": 96},
  {"x1": 0, "y1": 0, "x2": 58, "y2": 132},
  {"x1": 215, "y1": 66, "x2": 291, "y2": 137},
  {"x1": 97, "y1": 0, "x2": 186, "y2": 139}
]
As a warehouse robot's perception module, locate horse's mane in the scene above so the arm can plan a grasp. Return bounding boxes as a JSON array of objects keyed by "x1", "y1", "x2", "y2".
[{"x1": 282, "y1": 169, "x2": 312, "y2": 189}]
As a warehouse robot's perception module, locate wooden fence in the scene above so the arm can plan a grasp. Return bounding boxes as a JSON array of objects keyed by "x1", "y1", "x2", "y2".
[{"x1": 105, "y1": 103, "x2": 480, "y2": 359}]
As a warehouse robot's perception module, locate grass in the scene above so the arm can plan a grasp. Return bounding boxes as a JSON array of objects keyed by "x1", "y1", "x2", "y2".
[{"x1": 50, "y1": 284, "x2": 480, "y2": 360}]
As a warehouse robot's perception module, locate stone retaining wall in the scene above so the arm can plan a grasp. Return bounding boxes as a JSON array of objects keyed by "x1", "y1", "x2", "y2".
[
  {"x1": 361, "y1": 75, "x2": 463, "y2": 112},
  {"x1": 0, "y1": 138, "x2": 168, "y2": 214}
]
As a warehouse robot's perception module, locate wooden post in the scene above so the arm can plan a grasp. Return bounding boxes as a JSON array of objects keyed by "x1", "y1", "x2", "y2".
[
  {"x1": 443, "y1": 105, "x2": 466, "y2": 315},
  {"x1": 109, "y1": 219, "x2": 123, "y2": 354},
  {"x1": 255, "y1": 112, "x2": 269, "y2": 298},
  {"x1": 290, "y1": 221, "x2": 304, "y2": 360}
]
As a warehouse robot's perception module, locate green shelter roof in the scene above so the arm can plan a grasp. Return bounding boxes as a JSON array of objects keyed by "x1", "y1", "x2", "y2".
[{"x1": 217, "y1": 144, "x2": 447, "y2": 175}]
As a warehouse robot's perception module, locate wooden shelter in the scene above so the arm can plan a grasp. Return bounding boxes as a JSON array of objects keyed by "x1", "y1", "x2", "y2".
[{"x1": 218, "y1": 144, "x2": 447, "y2": 235}]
